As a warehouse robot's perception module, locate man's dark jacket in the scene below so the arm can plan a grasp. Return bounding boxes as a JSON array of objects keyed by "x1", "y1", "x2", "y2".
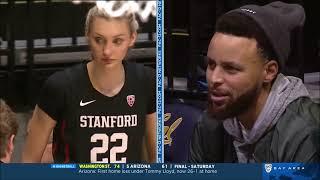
[{"x1": 189, "y1": 97, "x2": 320, "y2": 163}]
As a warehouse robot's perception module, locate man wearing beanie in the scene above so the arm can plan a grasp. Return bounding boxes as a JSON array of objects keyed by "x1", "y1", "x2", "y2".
[{"x1": 189, "y1": 1, "x2": 319, "y2": 163}]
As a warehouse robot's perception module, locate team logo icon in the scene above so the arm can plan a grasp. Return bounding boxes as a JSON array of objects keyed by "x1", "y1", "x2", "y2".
[
  {"x1": 164, "y1": 113, "x2": 182, "y2": 146},
  {"x1": 127, "y1": 95, "x2": 135, "y2": 107},
  {"x1": 264, "y1": 164, "x2": 272, "y2": 173}
]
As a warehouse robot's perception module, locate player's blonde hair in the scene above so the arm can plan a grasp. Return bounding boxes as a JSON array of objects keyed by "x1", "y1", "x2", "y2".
[{"x1": 85, "y1": 2, "x2": 139, "y2": 35}]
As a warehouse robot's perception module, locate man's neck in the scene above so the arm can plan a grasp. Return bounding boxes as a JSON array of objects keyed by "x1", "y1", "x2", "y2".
[{"x1": 237, "y1": 85, "x2": 271, "y2": 130}]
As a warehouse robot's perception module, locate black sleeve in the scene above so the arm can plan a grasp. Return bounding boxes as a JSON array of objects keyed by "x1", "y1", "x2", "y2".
[
  {"x1": 277, "y1": 98, "x2": 320, "y2": 162},
  {"x1": 37, "y1": 71, "x2": 67, "y2": 122},
  {"x1": 188, "y1": 112, "x2": 225, "y2": 163},
  {"x1": 292, "y1": 127, "x2": 320, "y2": 162},
  {"x1": 188, "y1": 119, "x2": 206, "y2": 163},
  {"x1": 145, "y1": 67, "x2": 156, "y2": 114}
]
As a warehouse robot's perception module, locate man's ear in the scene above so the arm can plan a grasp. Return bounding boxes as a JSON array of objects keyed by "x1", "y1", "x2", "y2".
[
  {"x1": 263, "y1": 60, "x2": 278, "y2": 83},
  {"x1": 8, "y1": 134, "x2": 15, "y2": 154},
  {"x1": 129, "y1": 32, "x2": 137, "y2": 47}
]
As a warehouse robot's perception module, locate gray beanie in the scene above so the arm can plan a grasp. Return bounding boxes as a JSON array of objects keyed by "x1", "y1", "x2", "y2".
[{"x1": 227, "y1": 1, "x2": 305, "y2": 69}]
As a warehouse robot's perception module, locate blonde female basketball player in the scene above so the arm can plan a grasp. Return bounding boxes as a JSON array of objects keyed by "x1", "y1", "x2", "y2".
[{"x1": 22, "y1": 3, "x2": 156, "y2": 163}]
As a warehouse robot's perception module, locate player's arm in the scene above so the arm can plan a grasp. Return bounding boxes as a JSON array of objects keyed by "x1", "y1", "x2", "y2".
[
  {"x1": 40, "y1": 130, "x2": 54, "y2": 163},
  {"x1": 145, "y1": 112, "x2": 156, "y2": 163},
  {"x1": 22, "y1": 105, "x2": 56, "y2": 162}
]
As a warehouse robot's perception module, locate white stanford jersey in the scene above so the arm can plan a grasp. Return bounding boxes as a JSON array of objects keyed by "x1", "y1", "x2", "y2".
[{"x1": 38, "y1": 61, "x2": 155, "y2": 163}]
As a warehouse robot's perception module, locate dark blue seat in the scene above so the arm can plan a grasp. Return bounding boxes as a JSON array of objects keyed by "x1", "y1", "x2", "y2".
[{"x1": 164, "y1": 101, "x2": 204, "y2": 162}]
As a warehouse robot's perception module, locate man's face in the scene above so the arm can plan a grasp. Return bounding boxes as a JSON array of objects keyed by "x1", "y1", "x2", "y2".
[
  {"x1": 206, "y1": 33, "x2": 266, "y2": 120},
  {"x1": 87, "y1": 17, "x2": 136, "y2": 67}
]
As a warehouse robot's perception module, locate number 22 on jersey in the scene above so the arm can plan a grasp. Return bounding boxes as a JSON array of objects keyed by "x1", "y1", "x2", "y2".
[{"x1": 90, "y1": 133, "x2": 128, "y2": 163}]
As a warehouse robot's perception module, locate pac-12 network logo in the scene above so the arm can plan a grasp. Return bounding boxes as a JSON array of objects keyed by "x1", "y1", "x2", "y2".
[{"x1": 265, "y1": 164, "x2": 272, "y2": 173}]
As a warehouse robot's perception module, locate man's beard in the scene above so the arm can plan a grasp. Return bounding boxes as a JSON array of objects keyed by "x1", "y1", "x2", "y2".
[{"x1": 207, "y1": 84, "x2": 261, "y2": 120}]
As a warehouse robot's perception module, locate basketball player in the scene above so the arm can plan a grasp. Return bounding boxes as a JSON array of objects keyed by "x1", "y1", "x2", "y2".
[
  {"x1": 0, "y1": 99, "x2": 18, "y2": 163},
  {"x1": 22, "y1": 3, "x2": 156, "y2": 163}
]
